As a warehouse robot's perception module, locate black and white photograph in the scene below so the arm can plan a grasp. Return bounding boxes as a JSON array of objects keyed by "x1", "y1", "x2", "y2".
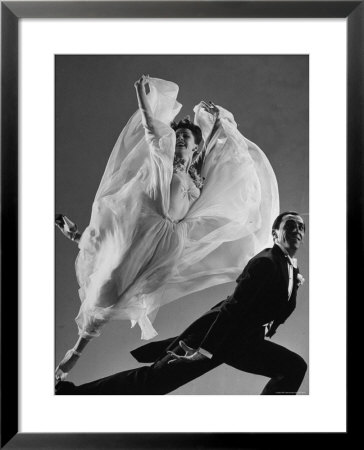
[
  {"x1": 1, "y1": 0, "x2": 356, "y2": 444},
  {"x1": 54, "y1": 55, "x2": 309, "y2": 395}
]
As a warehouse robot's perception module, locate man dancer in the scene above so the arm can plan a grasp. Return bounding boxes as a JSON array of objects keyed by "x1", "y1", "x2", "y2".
[{"x1": 56, "y1": 211, "x2": 307, "y2": 395}]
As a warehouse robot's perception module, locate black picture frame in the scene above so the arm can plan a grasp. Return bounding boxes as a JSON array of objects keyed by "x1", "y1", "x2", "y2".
[{"x1": 1, "y1": 1, "x2": 359, "y2": 448}]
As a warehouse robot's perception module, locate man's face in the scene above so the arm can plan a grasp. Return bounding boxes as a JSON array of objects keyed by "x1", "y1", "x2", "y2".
[{"x1": 274, "y1": 214, "x2": 305, "y2": 253}]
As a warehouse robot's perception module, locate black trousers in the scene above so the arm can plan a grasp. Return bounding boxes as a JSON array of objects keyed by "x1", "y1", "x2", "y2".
[{"x1": 56, "y1": 336, "x2": 307, "y2": 395}]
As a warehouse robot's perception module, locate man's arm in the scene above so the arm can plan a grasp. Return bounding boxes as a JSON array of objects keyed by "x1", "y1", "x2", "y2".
[
  {"x1": 198, "y1": 257, "x2": 276, "y2": 358},
  {"x1": 55, "y1": 214, "x2": 82, "y2": 244}
]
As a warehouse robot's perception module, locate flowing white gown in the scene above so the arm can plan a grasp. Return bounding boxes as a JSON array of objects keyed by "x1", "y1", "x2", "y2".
[{"x1": 74, "y1": 77, "x2": 279, "y2": 340}]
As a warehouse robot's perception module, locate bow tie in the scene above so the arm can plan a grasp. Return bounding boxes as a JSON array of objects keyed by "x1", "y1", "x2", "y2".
[{"x1": 285, "y1": 255, "x2": 298, "y2": 269}]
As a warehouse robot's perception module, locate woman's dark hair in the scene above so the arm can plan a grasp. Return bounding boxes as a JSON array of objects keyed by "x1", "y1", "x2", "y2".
[
  {"x1": 272, "y1": 211, "x2": 305, "y2": 233},
  {"x1": 170, "y1": 116, "x2": 202, "y2": 145}
]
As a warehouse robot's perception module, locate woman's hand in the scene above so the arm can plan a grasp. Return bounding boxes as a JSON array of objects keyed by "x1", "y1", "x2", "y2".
[
  {"x1": 135, "y1": 75, "x2": 153, "y2": 131},
  {"x1": 200, "y1": 100, "x2": 220, "y2": 119},
  {"x1": 134, "y1": 74, "x2": 150, "y2": 94},
  {"x1": 55, "y1": 349, "x2": 80, "y2": 380}
]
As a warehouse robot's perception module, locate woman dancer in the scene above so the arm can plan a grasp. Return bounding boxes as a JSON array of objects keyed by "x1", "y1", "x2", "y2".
[{"x1": 55, "y1": 75, "x2": 279, "y2": 380}]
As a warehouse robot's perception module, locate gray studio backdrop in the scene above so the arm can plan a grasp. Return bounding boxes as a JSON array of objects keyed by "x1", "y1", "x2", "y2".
[{"x1": 55, "y1": 55, "x2": 309, "y2": 394}]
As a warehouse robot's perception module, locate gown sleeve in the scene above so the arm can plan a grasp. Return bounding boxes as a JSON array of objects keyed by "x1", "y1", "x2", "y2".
[{"x1": 94, "y1": 78, "x2": 182, "y2": 209}]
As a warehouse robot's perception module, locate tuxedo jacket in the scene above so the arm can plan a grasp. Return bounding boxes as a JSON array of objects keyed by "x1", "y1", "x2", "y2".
[{"x1": 131, "y1": 244, "x2": 301, "y2": 363}]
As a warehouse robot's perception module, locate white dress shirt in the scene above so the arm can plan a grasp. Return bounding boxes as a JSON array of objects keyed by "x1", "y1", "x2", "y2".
[
  {"x1": 262, "y1": 244, "x2": 298, "y2": 336},
  {"x1": 276, "y1": 242, "x2": 297, "y2": 300}
]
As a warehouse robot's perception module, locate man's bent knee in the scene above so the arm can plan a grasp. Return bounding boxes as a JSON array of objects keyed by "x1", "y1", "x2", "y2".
[{"x1": 290, "y1": 354, "x2": 307, "y2": 378}]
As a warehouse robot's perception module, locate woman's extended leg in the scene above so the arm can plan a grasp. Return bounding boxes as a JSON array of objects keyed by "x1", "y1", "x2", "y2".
[{"x1": 55, "y1": 336, "x2": 92, "y2": 381}]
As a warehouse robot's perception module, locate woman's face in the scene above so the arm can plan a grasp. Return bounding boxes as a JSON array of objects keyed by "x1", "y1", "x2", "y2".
[{"x1": 174, "y1": 128, "x2": 197, "y2": 161}]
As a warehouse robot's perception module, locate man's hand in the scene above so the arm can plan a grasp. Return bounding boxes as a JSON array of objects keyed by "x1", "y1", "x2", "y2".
[
  {"x1": 55, "y1": 214, "x2": 79, "y2": 241},
  {"x1": 265, "y1": 329, "x2": 276, "y2": 338},
  {"x1": 265, "y1": 321, "x2": 277, "y2": 338},
  {"x1": 167, "y1": 341, "x2": 208, "y2": 364}
]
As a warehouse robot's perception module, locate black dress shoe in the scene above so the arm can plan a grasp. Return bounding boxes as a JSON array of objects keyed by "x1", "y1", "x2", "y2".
[{"x1": 55, "y1": 380, "x2": 76, "y2": 395}]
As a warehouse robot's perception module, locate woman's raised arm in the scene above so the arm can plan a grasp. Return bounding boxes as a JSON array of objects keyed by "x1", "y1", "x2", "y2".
[
  {"x1": 199, "y1": 101, "x2": 221, "y2": 149},
  {"x1": 134, "y1": 75, "x2": 155, "y2": 136}
]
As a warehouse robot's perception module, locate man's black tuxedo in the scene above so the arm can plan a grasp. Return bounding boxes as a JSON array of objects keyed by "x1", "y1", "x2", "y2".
[
  {"x1": 132, "y1": 244, "x2": 299, "y2": 362},
  {"x1": 56, "y1": 244, "x2": 307, "y2": 395}
]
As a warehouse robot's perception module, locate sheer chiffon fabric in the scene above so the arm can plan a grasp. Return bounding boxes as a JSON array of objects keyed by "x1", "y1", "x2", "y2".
[{"x1": 75, "y1": 78, "x2": 279, "y2": 340}]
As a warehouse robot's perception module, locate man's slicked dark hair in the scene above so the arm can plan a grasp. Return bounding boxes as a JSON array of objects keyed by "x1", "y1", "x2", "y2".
[
  {"x1": 170, "y1": 117, "x2": 202, "y2": 145},
  {"x1": 272, "y1": 211, "x2": 305, "y2": 234}
]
